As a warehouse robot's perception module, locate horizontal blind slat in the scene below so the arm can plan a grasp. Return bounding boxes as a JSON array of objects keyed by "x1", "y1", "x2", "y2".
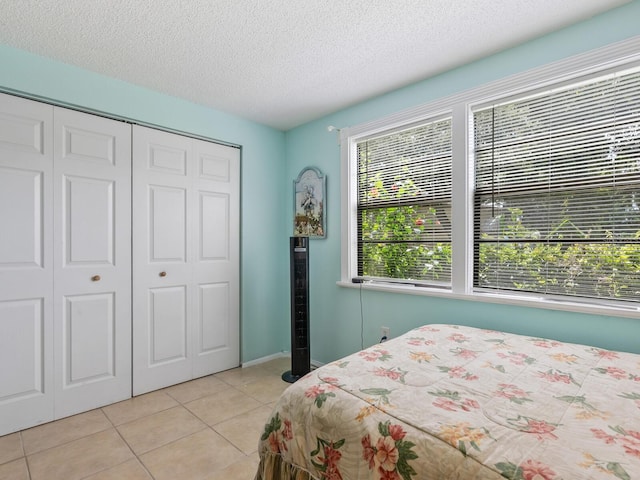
[
  {"x1": 473, "y1": 67, "x2": 640, "y2": 302},
  {"x1": 357, "y1": 117, "x2": 453, "y2": 283}
]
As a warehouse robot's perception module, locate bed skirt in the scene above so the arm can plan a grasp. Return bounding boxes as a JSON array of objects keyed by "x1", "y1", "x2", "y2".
[{"x1": 254, "y1": 452, "x2": 318, "y2": 480}]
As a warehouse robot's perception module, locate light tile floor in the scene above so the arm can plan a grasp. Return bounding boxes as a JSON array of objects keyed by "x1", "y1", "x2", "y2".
[{"x1": 0, "y1": 357, "x2": 292, "y2": 480}]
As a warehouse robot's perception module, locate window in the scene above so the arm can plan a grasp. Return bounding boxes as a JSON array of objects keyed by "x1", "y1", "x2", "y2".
[
  {"x1": 341, "y1": 38, "x2": 640, "y2": 313},
  {"x1": 356, "y1": 118, "x2": 452, "y2": 286},
  {"x1": 473, "y1": 68, "x2": 640, "y2": 303}
]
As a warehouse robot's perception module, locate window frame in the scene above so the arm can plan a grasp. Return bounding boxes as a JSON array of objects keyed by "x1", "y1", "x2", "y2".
[
  {"x1": 355, "y1": 113, "x2": 454, "y2": 286},
  {"x1": 339, "y1": 36, "x2": 640, "y2": 318}
]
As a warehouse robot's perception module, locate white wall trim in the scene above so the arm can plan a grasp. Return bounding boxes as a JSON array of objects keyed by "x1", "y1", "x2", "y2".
[
  {"x1": 340, "y1": 35, "x2": 640, "y2": 138},
  {"x1": 241, "y1": 351, "x2": 326, "y2": 370},
  {"x1": 0, "y1": 86, "x2": 241, "y2": 149},
  {"x1": 339, "y1": 34, "x2": 640, "y2": 317},
  {"x1": 241, "y1": 351, "x2": 288, "y2": 368}
]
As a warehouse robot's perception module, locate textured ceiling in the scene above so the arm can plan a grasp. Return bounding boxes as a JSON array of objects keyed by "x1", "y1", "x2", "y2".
[{"x1": 0, "y1": 0, "x2": 631, "y2": 130}]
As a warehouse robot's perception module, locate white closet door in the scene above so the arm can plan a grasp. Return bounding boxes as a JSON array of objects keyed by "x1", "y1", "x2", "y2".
[
  {"x1": 53, "y1": 108, "x2": 132, "y2": 417},
  {"x1": 133, "y1": 126, "x2": 193, "y2": 394},
  {"x1": 0, "y1": 94, "x2": 54, "y2": 434},
  {"x1": 192, "y1": 139, "x2": 240, "y2": 378},
  {"x1": 133, "y1": 126, "x2": 240, "y2": 395}
]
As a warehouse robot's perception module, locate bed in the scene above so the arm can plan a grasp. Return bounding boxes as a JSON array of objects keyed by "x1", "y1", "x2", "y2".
[{"x1": 255, "y1": 324, "x2": 640, "y2": 480}]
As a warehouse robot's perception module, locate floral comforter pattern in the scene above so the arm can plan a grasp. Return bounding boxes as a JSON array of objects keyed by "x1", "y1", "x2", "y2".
[{"x1": 255, "y1": 324, "x2": 640, "y2": 480}]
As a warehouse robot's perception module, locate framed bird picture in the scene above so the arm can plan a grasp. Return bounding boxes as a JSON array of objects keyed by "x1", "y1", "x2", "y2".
[{"x1": 293, "y1": 167, "x2": 326, "y2": 238}]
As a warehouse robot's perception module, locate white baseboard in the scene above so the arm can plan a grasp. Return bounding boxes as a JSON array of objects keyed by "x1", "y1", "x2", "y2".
[
  {"x1": 241, "y1": 351, "x2": 288, "y2": 368},
  {"x1": 241, "y1": 351, "x2": 325, "y2": 369}
]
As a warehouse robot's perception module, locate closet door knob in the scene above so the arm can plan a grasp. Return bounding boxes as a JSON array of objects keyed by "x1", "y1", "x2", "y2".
[
  {"x1": 159, "y1": 271, "x2": 167, "y2": 277},
  {"x1": 91, "y1": 275, "x2": 101, "y2": 282}
]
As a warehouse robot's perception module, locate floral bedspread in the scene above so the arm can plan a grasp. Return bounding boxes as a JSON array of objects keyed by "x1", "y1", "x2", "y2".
[{"x1": 255, "y1": 324, "x2": 640, "y2": 480}]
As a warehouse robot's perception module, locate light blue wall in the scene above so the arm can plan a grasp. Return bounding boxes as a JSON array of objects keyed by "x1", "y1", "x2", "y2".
[
  {"x1": 286, "y1": 1, "x2": 640, "y2": 364},
  {"x1": 3, "y1": 2, "x2": 640, "y2": 367},
  {"x1": 0, "y1": 44, "x2": 290, "y2": 363}
]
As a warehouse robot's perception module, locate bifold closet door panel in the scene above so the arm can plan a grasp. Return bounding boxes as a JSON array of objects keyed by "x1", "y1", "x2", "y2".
[
  {"x1": 191, "y1": 139, "x2": 240, "y2": 378},
  {"x1": 0, "y1": 91, "x2": 241, "y2": 432},
  {"x1": 0, "y1": 93, "x2": 55, "y2": 434},
  {"x1": 132, "y1": 126, "x2": 240, "y2": 395},
  {"x1": 132, "y1": 125, "x2": 193, "y2": 395},
  {"x1": 53, "y1": 108, "x2": 132, "y2": 418}
]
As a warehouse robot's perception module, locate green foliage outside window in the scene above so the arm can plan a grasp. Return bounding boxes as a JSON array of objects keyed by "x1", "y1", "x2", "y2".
[
  {"x1": 361, "y1": 195, "x2": 640, "y2": 300},
  {"x1": 477, "y1": 205, "x2": 640, "y2": 301},
  {"x1": 359, "y1": 172, "x2": 452, "y2": 283},
  {"x1": 357, "y1": 67, "x2": 640, "y2": 302}
]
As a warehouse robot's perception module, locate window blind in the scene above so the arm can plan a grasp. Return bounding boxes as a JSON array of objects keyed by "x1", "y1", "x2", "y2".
[
  {"x1": 356, "y1": 118, "x2": 452, "y2": 285},
  {"x1": 473, "y1": 67, "x2": 640, "y2": 302}
]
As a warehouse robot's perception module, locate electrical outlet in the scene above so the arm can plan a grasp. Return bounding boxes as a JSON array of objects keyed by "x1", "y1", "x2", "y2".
[{"x1": 380, "y1": 326, "x2": 390, "y2": 341}]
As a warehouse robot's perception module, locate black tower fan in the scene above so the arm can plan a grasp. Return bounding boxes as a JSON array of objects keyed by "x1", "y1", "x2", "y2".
[{"x1": 282, "y1": 236, "x2": 311, "y2": 383}]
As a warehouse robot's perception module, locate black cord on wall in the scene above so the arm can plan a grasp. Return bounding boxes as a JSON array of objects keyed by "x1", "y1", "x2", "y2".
[{"x1": 359, "y1": 282, "x2": 364, "y2": 350}]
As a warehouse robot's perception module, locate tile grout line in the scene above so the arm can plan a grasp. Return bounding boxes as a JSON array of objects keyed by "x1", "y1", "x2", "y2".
[
  {"x1": 2, "y1": 362, "x2": 289, "y2": 479},
  {"x1": 102, "y1": 406, "x2": 153, "y2": 478},
  {"x1": 20, "y1": 412, "x2": 114, "y2": 458},
  {"x1": 19, "y1": 431, "x2": 32, "y2": 480},
  {"x1": 110, "y1": 421, "x2": 157, "y2": 480}
]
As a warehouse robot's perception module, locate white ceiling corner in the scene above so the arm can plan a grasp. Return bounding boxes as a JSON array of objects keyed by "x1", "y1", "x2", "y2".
[{"x1": 0, "y1": 0, "x2": 631, "y2": 130}]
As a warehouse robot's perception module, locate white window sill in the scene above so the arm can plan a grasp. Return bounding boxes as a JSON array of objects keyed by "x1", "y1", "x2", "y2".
[{"x1": 336, "y1": 280, "x2": 640, "y2": 319}]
